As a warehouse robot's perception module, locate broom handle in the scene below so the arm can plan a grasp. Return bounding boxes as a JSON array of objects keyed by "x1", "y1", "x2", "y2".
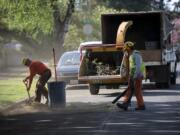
[{"x1": 53, "y1": 48, "x2": 57, "y2": 81}]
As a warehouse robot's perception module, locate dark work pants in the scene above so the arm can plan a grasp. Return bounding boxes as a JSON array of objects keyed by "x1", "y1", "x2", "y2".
[{"x1": 34, "y1": 69, "x2": 51, "y2": 102}]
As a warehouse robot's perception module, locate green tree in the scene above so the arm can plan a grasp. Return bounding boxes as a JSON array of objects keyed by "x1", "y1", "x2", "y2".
[
  {"x1": 0, "y1": 0, "x2": 75, "y2": 59},
  {"x1": 63, "y1": 4, "x2": 121, "y2": 50},
  {"x1": 104, "y1": 0, "x2": 152, "y2": 11}
]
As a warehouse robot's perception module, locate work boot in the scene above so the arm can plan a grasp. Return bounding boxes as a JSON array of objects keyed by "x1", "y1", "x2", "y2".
[
  {"x1": 45, "y1": 99, "x2": 49, "y2": 105},
  {"x1": 135, "y1": 105, "x2": 146, "y2": 111},
  {"x1": 116, "y1": 102, "x2": 128, "y2": 111}
]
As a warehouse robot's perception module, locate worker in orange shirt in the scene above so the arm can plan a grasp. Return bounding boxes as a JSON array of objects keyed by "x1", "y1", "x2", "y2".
[
  {"x1": 117, "y1": 41, "x2": 146, "y2": 111},
  {"x1": 22, "y1": 58, "x2": 51, "y2": 104}
]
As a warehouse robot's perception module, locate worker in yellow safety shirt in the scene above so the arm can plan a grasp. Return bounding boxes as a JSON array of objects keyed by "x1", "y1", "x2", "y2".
[{"x1": 117, "y1": 41, "x2": 146, "y2": 111}]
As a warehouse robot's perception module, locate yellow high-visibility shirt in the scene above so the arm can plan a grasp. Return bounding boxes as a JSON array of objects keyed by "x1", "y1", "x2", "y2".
[{"x1": 129, "y1": 50, "x2": 146, "y2": 79}]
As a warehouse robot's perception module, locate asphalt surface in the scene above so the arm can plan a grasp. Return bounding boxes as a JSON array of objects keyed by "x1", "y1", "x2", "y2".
[{"x1": 0, "y1": 66, "x2": 180, "y2": 135}]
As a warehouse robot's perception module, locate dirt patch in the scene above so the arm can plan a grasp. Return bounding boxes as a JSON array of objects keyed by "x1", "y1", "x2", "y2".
[{"x1": 0, "y1": 101, "x2": 113, "y2": 116}]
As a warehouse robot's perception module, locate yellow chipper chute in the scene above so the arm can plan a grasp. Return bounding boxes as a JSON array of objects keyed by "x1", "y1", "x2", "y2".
[
  {"x1": 116, "y1": 21, "x2": 133, "y2": 48},
  {"x1": 115, "y1": 21, "x2": 133, "y2": 78}
]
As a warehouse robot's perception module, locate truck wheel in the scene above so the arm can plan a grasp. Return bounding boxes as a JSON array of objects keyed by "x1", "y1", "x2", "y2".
[
  {"x1": 170, "y1": 72, "x2": 176, "y2": 85},
  {"x1": 170, "y1": 61, "x2": 177, "y2": 85},
  {"x1": 89, "y1": 84, "x2": 99, "y2": 95},
  {"x1": 164, "y1": 81, "x2": 170, "y2": 88},
  {"x1": 156, "y1": 64, "x2": 170, "y2": 88}
]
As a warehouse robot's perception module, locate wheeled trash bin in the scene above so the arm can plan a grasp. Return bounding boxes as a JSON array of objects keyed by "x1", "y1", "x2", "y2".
[{"x1": 47, "y1": 81, "x2": 66, "y2": 107}]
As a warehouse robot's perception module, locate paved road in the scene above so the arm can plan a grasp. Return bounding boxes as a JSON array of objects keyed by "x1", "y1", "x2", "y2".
[{"x1": 0, "y1": 66, "x2": 180, "y2": 135}]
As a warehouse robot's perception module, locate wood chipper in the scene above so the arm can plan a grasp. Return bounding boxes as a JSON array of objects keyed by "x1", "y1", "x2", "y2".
[{"x1": 78, "y1": 21, "x2": 132, "y2": 94}]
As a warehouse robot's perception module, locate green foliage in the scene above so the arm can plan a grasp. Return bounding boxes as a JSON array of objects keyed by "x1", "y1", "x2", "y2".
[
  {"x1": 0, "y1": 0, "x2": 53, "y2": 39},
  {"x1": 90, "y1": 6, "x2": 125, "y2": 39},
  {"x1": 64, "y1": 24, "x2": 83, "y2": 51},
  {"x1": 56, "y1": 0, "x2": 69, "y2": 21},
  {"x1": 2, "y1": 0, "x2": 177, "y2": 54},
  {"x1": 104, "y1": 0, "x2": 152, "y2": 11},
  {"x1": 64, "y1": 5, "x2": 121, "y2": 50}
]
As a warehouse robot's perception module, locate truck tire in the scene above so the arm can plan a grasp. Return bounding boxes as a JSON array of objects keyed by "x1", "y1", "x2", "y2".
[
  {"x1": 89, "y1": 84, "x2": 99, "y2": 95},
  {"x1": 155, "y1": 64, "x2": 170, "y2": 89},
  {"x1": 170, "y1": 72, "x2": 176, "y2": 85},
  {"x1": 170, "y1": 62, "x2": 177, "y2": 85}
]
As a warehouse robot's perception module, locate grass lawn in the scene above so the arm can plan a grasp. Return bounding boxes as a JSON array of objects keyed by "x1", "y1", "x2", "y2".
[{"x1": 0, "y1": 78, "x2": 36, "y2": 109}]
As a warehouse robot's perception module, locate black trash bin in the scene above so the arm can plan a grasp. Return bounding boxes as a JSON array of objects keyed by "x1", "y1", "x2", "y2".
[{"x1": 48, "y1": 81, "x2": 66, "y2": 108}]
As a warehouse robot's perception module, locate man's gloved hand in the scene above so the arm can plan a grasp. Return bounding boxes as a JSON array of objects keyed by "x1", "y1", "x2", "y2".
[
  {"x1": 23, "y1": 79, "x2": 30, "y2": 91},
  {"x1": 23, "y1": 79, "x2": 27, "y2": 85}
]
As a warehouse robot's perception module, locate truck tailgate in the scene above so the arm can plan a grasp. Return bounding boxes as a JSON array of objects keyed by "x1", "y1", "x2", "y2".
[{"x1": 78, "y1": 75, "x2": 128, "y2": 84}]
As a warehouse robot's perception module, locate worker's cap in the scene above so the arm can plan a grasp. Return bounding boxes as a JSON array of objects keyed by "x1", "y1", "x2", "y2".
[
  {"x1": 123, "y1": 41, "x2": 135, "y2": 51},
  {"x1": 22, "y1": 58, "x2": 31, "y2": 65}
]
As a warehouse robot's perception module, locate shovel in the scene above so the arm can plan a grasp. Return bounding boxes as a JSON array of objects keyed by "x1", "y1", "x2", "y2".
[{"x1": 23, "y1": 81, "x2": 32, "y2": 104}]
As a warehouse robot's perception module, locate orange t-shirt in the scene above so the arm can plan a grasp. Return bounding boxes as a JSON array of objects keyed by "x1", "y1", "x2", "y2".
[{"x1": 29, "y1": 61, "x2": 48, "y2": 80}]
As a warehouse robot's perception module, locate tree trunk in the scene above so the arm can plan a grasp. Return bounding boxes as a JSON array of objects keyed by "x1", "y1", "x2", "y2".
[{"x1": 51, "y1": 0, "x2": 75, "y2": 60}]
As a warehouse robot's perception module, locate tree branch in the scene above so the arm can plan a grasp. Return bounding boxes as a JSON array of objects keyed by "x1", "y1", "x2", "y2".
[
  {"x1": 0, "y1": 26, "x2": 39, "y2": 49},
  {"x1": 64, "y1": 0, "x2": 75, "y2": 23}
]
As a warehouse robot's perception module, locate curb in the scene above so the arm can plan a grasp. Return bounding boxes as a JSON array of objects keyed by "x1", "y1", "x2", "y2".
[{"x1": 66, "y1": 84, "x2": 89, "y2": 90}]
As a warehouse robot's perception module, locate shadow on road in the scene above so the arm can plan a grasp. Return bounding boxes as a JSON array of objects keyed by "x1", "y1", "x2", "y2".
[
  {"x1": 0, "y1": 68, "x2": 180, "y2": 134},
  {"x1": 98, "y1": 83, "x2": 180, "y2": 98},
  {"x1": 0, "y1": 100, "x2": 180, "y2": 135}
]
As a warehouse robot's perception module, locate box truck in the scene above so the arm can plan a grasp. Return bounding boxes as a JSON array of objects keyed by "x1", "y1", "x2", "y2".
[{"x1": 79, "y1": 11, "x2": 177, "y2": 95}]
